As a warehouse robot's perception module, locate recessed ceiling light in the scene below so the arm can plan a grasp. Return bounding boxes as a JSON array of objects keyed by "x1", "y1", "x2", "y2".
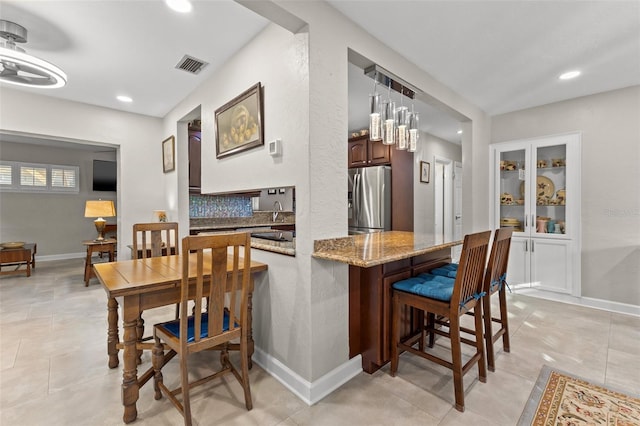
[
  {"x1": 559, "y1": 70, "x2": 581, "y2": 80},
  {"x1": 117, "y1": 95, "x2": 132, "y2": 103},
  {"x1": 457, "y1": 130, "x2": 463, "y2": 135},
  {"x1": 165, "y1": 0, "x2": 192, "y2": 13}
]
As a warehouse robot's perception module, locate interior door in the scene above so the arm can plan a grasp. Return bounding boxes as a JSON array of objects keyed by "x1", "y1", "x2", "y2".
[
  {"x1": 434, "y1": 156, "x2": 453, "y2": 244},
  {"x1": 434, "y1": 162, "x2": 444, "y2": 240}
]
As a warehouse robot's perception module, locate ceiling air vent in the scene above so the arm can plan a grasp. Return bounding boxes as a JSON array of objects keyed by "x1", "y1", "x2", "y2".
[{"x1": 175, "y1": 55, "x2": 209, "y2": 75}]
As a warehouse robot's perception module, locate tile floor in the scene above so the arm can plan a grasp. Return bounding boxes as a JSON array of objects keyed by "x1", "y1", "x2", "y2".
[{"x1": 1, "y1": 258, "x2": 638, "y2": 425}]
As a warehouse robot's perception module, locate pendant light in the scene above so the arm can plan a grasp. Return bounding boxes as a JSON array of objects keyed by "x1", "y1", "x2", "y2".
[
  {"x1": 0, "y1": 20, "x2": 67, "y2": 88},
  {"x1": 395, "y1": 86, "x2": 408, "y2": 150},
  {"x1": 368, "y1": 73, "x2": 382, "y2": 141},
  {"x1": 364, "y1": 65, "x2": 420, "y2": 151},
  {"x1": 408, "y1": 110, "x2": 419, "y2": 152},
  {"x1": 382, "y1": 81, "x2": 396, "y2": 145}
]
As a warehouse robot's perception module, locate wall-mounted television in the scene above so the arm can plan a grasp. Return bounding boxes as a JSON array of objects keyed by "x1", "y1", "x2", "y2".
[{"x1": 93, "y1": 160, "x2": 117, "y2": 192}]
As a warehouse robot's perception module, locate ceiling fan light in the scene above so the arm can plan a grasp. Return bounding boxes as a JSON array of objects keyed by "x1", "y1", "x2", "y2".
[
  {"x1": 559, "y1": 70, "x2": 581, "y2": 80},
  {"x1": 0, "y1": 46, "x2": 67, "y2": 88},
  {"x1": 165, "y1": 0, "x2": 192, "y2": 13}
]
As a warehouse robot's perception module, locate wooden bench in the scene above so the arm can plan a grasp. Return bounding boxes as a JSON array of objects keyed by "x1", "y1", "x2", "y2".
[{"x1": 0, "y1": 243, "x2": 37, "y2": 277}]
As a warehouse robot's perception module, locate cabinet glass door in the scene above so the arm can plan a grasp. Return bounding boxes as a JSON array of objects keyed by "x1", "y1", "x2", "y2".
[
  {"x1": 534, "y1": 144, "x2": 567, "y2": 236},
  {"x1": 499, "y1": 149, "x2": 526, "y2": 234}
]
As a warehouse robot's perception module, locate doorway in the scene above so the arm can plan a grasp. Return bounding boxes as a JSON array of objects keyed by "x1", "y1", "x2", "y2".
[{"x1": 434, "y1": 155, "x2": 454, "y2": 245}]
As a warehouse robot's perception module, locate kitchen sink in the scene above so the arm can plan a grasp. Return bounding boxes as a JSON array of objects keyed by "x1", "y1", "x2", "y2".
[{"x1": 250, "y1": 230, "x2": 295, "y2": 242}]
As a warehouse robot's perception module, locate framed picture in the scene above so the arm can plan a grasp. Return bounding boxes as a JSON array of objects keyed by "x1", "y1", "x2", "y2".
[
  {"x1": 162, "y1": 136, "x2": 175, "y2": 173},
  {"x1": 215, "y1": 82, "x2": 264, "y2": 159},
  {"x1": 420, "y1": 161, "x2": 430, "y2": 183}
]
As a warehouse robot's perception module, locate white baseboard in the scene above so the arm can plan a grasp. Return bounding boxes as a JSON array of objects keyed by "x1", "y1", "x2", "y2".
[
  {"x1": 36, "y1": 252, "x2": 85, "y2": 262},
  {"x1": 252, "y1": 347, "x2": 362, "y2": 405},
  {"x1": 514, "y1": 288, "x2": 640, "y2": 317}
]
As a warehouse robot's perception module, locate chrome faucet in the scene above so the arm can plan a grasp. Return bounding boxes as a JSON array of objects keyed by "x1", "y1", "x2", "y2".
[{"x1": 273, "y1": 201, "x2": 283, "y2": 222}]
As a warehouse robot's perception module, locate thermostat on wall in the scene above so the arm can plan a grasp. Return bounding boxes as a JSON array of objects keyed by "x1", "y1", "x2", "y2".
[{"x1": 268, "y1": 139, "x2": 282, "y2": 156}]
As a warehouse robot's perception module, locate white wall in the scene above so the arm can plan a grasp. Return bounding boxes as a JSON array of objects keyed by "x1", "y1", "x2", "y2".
[
  {"x1": 0, "y1": 88, "x2": 165, "y2": 257},
  {"x1": 491, "y1": 86, "x2": 640, "y2": 306},
  {"x1": 0, "y1": 140, "x2": 116, "y2": 256}
]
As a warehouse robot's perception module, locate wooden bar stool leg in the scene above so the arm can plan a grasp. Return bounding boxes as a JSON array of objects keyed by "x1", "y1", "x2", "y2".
[{"x1": 483, "y1": 294, "x2": 496, "y2": 372}]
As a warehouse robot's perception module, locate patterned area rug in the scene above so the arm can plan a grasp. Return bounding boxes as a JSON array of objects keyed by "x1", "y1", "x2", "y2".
[{"x1": 518, "y1": 365, "x2": 640, "y2": 425}]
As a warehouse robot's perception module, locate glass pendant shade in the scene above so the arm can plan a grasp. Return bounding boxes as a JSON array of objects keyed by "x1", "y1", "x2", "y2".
[
  {"x1": 408, "y1": 112, "x2": 419, "y2": 152},
  {"x1": 395, "y1": 106, "x2": 408, "y2": 150},
  {"x1": 368, "y1": 93, "x2": 381, "y2": 141},
  {"x1": 382, "y1": 100, "x2": 396, "y2": 145}
]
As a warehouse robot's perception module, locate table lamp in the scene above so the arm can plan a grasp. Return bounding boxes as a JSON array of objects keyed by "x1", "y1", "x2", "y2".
[{"x1": 85, "y1": 200, "x2": 116, "y2": 241}]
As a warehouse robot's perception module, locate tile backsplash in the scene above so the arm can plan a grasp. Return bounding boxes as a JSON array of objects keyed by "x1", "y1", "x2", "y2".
[{"x1": 189, "y1": 194, "x2": 252, "y2": 218}]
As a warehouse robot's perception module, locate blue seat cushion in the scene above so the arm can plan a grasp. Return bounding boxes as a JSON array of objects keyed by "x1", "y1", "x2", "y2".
[
  {"x1": 162, "y1": 312, "x2": 232, "y2": 343},
  {"x1": 430, "y1": 263, "x2": 459, "y2": 278},
  {"x1": 393, "y1": 273, "x2": 455, "y2": 302}
]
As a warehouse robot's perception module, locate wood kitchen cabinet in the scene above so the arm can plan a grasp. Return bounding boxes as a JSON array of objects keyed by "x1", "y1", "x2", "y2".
[
  {"x1": 188, "y1": 124, "x2": 201, "y2": 192},
  {"x1": 349, "y1": 251, "x2": 451, "y2": 373},
  {"x1": 348, "y1": 135, "x2": 391, "y2": 168},
  {"x1": 347, "y1": 134, "x2": 413, "y2": 231}
]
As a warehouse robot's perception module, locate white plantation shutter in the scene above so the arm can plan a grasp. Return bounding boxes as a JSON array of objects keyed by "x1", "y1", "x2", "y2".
[
  {"x1": 0, "y1": 162, "x2": 79, "y2": 193},
  {"x1": 0, "y1": 163, "x2": 13, "y2": 186},
  {"x1": 20, "y1": 164, "x2": 48, "y2": 188},
  {"x1": 51, "y1": 166, "x2": 79, "y2": 191}
]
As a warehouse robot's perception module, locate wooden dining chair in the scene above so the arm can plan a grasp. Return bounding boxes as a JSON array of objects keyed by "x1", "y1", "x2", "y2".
[
  {"x1": 132, "y1": 222, "x2": 180, "y2": 360},
  {"x1": 152, "y1": 232, "x2": 253, "y2": 426},
  {"x1": 132, "y1": 222, "x2": 179, "y2": 260},
  {"x1": 390, "y1": 230, "x2": 491, "y2": 412},
  {"x1": 481, "y1": 228, "x2": 513, "y2": 372}
]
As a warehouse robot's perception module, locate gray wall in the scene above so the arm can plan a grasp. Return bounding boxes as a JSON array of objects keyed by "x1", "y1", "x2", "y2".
[
  {"x1": 0, "y1": 140, "x2": 117, "y2": 257},
  {"x1": 491, "y1": 85, "x2": 640, "y2": 306}
]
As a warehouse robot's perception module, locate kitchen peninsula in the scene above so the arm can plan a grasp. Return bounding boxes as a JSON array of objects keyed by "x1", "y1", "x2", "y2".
[{"x1": 313, "y1": 231, "x2": 461, "y2": 373}]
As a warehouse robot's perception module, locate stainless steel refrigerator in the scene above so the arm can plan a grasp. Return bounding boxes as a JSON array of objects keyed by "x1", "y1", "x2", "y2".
[{"x1": 348, "y1": 166, "x2": 391, "y2": 234}]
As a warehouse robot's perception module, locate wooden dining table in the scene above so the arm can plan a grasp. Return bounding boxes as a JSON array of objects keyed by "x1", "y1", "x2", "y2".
[{"x1": 94, "y1": 252, "x2": 268, "y2": 424}]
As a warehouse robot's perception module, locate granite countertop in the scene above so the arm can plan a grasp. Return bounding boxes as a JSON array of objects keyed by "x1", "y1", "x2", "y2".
[
  {"x1": 312, "y1": 231, "x2": 461, "y2": 268},
  {"x1": 250, "y1": 237, "x2": 295, "y2": 256}
]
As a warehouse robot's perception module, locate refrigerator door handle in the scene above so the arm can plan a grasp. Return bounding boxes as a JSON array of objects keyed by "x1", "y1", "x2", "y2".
[{"x1": 353, "y1": 172, "x2": 360, "y2": 226}]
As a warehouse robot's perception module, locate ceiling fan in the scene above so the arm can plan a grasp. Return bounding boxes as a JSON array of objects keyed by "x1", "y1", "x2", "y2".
[{"x1": 0, "y1": 19, "x2": 67, "y2": 88}]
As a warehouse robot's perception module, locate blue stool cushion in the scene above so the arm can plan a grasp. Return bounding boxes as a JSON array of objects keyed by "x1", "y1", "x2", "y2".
[
  {"x1": 393, "y1": 273, "x2": 455, "y2": 302},
  {"x1": 430, "y1": 263, "x2": 459, "y2": 278},
  {"x1": 163, "y1": 312, "x2": 232, "y2": 343}
]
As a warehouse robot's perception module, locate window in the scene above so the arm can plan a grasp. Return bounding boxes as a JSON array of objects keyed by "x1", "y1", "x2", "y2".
[
  {"x1": 51, "y1": 166, "x2": 78, "y2": 190},
  {"x1": 0, "y1": 163, "x2": 11, "y2": 186},
  {"x1": 0, "y1": 161, "x2": 79, "y2": 193}
]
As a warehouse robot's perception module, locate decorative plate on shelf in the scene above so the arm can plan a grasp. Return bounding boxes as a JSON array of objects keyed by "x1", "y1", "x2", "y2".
[
  {"x1": 520, "y1": 176, "x2": 555, "y2": 199},
  {"x1": 0, "y1": 241, "x2": 25, "y2": 249}
]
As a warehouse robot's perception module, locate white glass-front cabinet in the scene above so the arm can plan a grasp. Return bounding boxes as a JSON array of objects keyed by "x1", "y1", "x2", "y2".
[{"x1": 491, "y1": 133, "x2": 581, "y2": 295}]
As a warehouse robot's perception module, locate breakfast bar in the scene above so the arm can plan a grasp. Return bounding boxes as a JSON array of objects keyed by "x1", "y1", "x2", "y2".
[{"x1": 313, "y1": 231, "x2": 461, "y2": 373}]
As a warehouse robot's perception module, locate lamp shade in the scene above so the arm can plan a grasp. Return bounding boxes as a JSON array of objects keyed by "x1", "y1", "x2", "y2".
[{"x1": 84, "y1": 200, "x2": 116, "y2": 218}]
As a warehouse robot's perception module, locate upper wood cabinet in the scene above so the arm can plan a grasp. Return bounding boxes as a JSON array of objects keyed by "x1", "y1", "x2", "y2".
[{"x1": 348, "y1": 135, "x2": 391, "y2": 168}]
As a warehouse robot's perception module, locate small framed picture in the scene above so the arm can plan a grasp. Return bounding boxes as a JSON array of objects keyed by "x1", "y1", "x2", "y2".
[
  {"x1": 420, "y1": 161, "x2": 430, "y2": 183},
  {"x1": 267, "y1": 189, "x2": 277, "y2": 195},
  {"x1": 162, "y1": 136, "x2": 175, "y2": 173}
]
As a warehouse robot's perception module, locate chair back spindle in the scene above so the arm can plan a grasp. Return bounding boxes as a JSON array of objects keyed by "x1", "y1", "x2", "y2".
[
  {"x1": 451, "y1": 231, "x2": 491, "y2": 315},
  {"x1": 133, "y1": 222, "x2": 179, "y2": 260}
]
